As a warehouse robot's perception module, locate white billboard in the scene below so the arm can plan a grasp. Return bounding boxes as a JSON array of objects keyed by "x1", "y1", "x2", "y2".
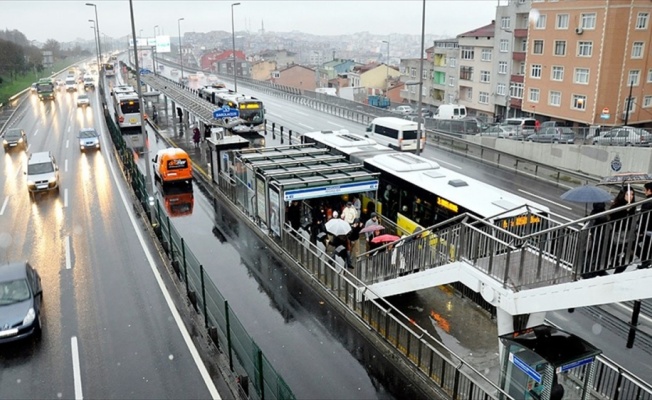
[
  {"x1": 128, "y1": 37, "x2": 149, "y2": 48},
  {"x1": 156, "y1": 35, "x2": 171, "y2": 53}
]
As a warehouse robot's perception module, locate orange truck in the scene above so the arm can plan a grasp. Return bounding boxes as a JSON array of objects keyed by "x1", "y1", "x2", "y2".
[{"x1": 152, "y1": 148, "x2": 192, "y2": 185}]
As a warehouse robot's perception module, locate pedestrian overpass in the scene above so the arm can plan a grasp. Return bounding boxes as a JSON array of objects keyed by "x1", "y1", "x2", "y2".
[{"x1": 354, "y1": 201, "x2": 652, "y2": 336}]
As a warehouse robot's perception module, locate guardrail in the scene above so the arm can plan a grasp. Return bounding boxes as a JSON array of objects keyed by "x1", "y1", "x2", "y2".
[{"x1": 99, "y1": 81, "x2": 295, "y2": 400}]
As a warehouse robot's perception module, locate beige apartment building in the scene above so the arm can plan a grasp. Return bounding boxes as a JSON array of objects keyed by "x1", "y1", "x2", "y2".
[{"x1": 522, "y1": 0, "x2": 652, "y2": 128}]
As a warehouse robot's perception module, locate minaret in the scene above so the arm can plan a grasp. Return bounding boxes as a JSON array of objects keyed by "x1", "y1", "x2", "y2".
[{"x1": 261, "y1": 19, "x2": 265, "y2": 36}]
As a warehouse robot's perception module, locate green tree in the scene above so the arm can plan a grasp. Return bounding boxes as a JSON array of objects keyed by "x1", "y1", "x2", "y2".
[{"x1": 43, "y1": 39, "x2": 61, "y2": 58}]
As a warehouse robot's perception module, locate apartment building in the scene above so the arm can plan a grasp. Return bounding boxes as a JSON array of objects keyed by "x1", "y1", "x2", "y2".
[
  {"x1": 522, "y1": 0, "x2": 652, "y2": 127},
  {"x1": 432, "y1": 39, "x2": 460, "y2": 107},
  {"x1": 456, "y1": 21, "x2": 497, "y2": 121}
]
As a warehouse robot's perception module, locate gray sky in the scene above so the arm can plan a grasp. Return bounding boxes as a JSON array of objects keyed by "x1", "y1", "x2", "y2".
[{"x1": 2, "y1": 0, "x2": 501, "y2": 43}]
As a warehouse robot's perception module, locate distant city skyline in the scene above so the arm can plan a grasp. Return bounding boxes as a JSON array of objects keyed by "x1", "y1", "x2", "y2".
[{"x1": 2, "y1": 0, "x2": 501, "y2": 43}]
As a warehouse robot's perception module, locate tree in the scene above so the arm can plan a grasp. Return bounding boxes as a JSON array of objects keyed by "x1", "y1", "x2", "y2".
[
  {"x1": 43, "y1": 39, "x2": 61, "y2": 58},
  {"x1": 0, "y1": 38, "x2": 25, "y2": 79}
]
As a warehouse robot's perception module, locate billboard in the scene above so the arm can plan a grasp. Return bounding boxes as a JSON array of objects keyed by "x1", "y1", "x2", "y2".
[
  {"x1": 156, "y1": 36, "x2": 171, "y2": 53},
  {"x1": 128, "y1": 37, "x2": 149, "y2": 48}
]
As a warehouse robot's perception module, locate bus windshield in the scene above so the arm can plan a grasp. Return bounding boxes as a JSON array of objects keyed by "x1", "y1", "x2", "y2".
[
  {"x1": 120, "y1": 100, "x2": 139, "y2": 114},
  {"x1": 239, "y1": 102, "x2": 264, "y2": 125}
]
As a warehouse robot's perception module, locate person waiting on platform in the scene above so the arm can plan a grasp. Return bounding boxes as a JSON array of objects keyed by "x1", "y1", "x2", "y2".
[{"x1": 341, "y1": 202, "x2": 356, "y2": 224}]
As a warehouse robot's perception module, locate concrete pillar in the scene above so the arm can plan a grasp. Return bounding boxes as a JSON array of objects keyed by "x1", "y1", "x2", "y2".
[
  {"x1": 171, "y1": 100, "x2": 177, "y2": 137},
  {"x1": 526, "y1": 312, "x2": 547, "y2": 328},
  {"x1": 183, "y1": 109, "x2": 190, "y2": 144},
  {"x1": 163, "y1": 96, "x2": 168, "y2": 124},
  {"x1": 496, "y1": 308, "x2": 514, "y2": 361}
]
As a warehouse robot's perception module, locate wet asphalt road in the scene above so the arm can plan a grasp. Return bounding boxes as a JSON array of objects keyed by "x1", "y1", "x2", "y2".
[{"x1": 0, "y1": 77, "x2": 216, "y2": 399}]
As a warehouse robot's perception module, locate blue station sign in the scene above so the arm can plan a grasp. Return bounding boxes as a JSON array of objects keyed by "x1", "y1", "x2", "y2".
[
  {"x1": 213, "y1": 105, "x2": 240, "y2": 119},
  {"x1": 509, "y1": 353, "x2": 542, "y2": 384}
]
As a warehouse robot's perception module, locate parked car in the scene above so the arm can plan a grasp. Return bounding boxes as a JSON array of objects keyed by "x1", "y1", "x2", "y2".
[
  {"x1": 540, "y1": 121, "x2": 568, "y2": 130},
  {"x1": 504, "y1": 118, "x2": 540, "y2": 136},
  {"x1": 0, "y1": 261, "x2": 43, "y2": 344},
  {"x1": 526, "y1": 127, "x2": 575, "y2": 144},
  {"x1": 481, "y1": 125, "x2": 518, "y2": 139},
  {"x1": 392, "y1": 105, "x2": 414, "y2": 115},
  {"x1": 462, "y1": 117, "x2": 491, "y2": 132},
  {"x1": 593, "y1": 126, "x2": 651, "y2": 146}
]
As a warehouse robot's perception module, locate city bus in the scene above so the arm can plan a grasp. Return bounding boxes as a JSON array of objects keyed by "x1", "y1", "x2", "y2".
[
  {"x1": 110, "y1": 85, "x2": 144, "y2": 150},
  {"x1": 198, "y1": 84, "x2": 265, "y2": 133},
  {"x1": 365, "y1": 117, "x2": 423, "y2": 152},
  {"x1": 103, "y1": 63, "x2": 115, "y2": 77},
  {"x1": 301, "y1": 129, "x2": 549, "y2": 235}
]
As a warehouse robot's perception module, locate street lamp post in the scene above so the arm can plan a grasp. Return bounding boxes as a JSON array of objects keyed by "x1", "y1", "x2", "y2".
[
  {"x1": 85, "y1": 3, "x2": 102, "y2": 62},
  {"x1": 382, "y1": 40, "x2": 390, "y2": 94},
  {"x1": 177, "y1": 18, "x2": 184, "y2": 82},
  {"x1": 89, "y1": 20, "x2": 100, "y2": 70},
  {"x1": 128, "y1": 0, "x2": 154, "y2": 218},
  {"x1": 153, "y1": 25, "x2": 159, "y2": 75},
  {"x1": 231, "y1": 2, "x2": 241, "y2": 92},
  {"x1": 415, "y1": 0, "x2": 426, "y2": 156}
]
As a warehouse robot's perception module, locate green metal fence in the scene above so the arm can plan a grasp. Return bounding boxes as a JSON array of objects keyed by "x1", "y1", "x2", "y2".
[{"x1": 101, "y1": 96, "x2": 294, "y2": 400}]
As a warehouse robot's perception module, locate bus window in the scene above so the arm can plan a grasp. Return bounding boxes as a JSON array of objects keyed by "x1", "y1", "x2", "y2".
[{"x1": 121, "y1": 101, "x2": 139, "y2": 114}]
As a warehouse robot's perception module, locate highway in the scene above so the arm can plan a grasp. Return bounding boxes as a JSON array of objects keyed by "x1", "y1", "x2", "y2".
[
  {"x1": 0, "y1": 76, "x2": 220, "y2": 399},
  {"x1": 148, "y1": 58, "x2": 652, "y2": 383}
]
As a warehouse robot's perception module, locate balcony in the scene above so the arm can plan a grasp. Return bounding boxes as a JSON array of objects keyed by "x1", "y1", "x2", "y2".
[
  {"x1": 514, "y1": 28, "x2": 528, "y2": 38},
  {"x1": 510, "y1": 74, "x2": 524, "y2": 83},
  {"x1": 513, "y1": 51, "x2": 526, "y2": 62},
  {"x1": 510, "y1": 97, "x2": 523, "y2": 109}
]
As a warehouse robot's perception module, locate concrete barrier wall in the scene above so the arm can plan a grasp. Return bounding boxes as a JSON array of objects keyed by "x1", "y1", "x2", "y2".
[{"x1": 466, "y1": 135, "x2": 652, "y2": 177}]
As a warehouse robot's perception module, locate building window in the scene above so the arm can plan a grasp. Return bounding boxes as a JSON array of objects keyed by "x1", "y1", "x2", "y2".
[
  {"x1": 519, "y1": 62, "x2": 526, "y2": 75},
  {"x1": 510, "y1": 82, "x2": 524, "y2": 99},
  {"x1": 628, "y1": 70, "x2": 640, "y2": 86},
  {"x1": 549, "y1": 91, "x2": 561, "y2": 106},
  {"x1": 636, "y1": 12, "x2": 649, "y2": 29},
  {"x1": 500, "y1": 39, "x2": 510, "y2": 53},
  {"x1": 648, "y1": 69, "x2": 652, "y2": 83},
  {"x1": 501, "y1": 16, "x2": 511, "y2": 29},
  {"x1": 463, "y1": 87, "x2": 473, "y2": 101},
  {"x1": 574, "y1": 68, "x2": 590, "y2": 84},
  {"x1": 447, "y1": 93, "x2": 455, "y2": 103},
  {"x1": 554, "y1": 40, "x2": 566, "y2": 56},
  {"x1": 460, "y1": 66, "x2": 474, "y2": 80},
  {"x1": 497, "y1": 83, "x2": 507, "y2": 96},
  {"x1": 498, "y1": 61, "x2": 508, "y2": 75},
  {"x1": 480, "y1": 70, "x2": 491, "y2": 83},
  {"x1": 572, "y1": 94, "x2": 587, "y2": 110},
  {"x1": 531, "y1": 64, "x2": 542, "y2": 79},
  {"x1": 577, "y1": 41, "x2": 593, "y2": 57},
  {"x1": 644, "y1": 95, "x2": 652, "y2": 108},
  {"x1": 481, "y1": 48, "x2": 492, "y2": 61},
  {"x1": 557, "y1": 14, "x2": 569, "y2": 29},
  {"x1": 529, "y1": 88, "x2": 540, "y2": 103},
  {"x1": 551, "y1": 66, "x2": 564, "y2": 81},
  {"x1": 479, "y1": 91, "x2": 490, "y2": 104},
  {"x1": 449, "y1": 57, "x2": 457, "y2": 67},
  {"x1": 532, "y1": 40, "x2": 544, "y2": 55},
  {"x1": 461, "y1": 46, "x2": 474, "y2": 60},
  {"x1": 535, "y1": 14, "x2": 547, "y2": 29},
  {"x1": 632, "y1": 42, "x2": 644, "y2": 59},
  {"x1": 272, "y1": 71, "x2": 280, "y2": 78},
  {"x1": 423, "y1": 69, "x2": 429, "y2": 79},
  {"x1": 449, "y1": 75, "x2": 455, "y2": 86},
  {"x1": 410, "y1": 85, "x2": 416, "y2": 94},
  {"x1": 581, "y1": 13, "x2": 596, "y2": 29},
  {"x1": 411, "y1": 68, "x2": 417, "y2": 78},
  {"x1": 624, "y1": 98, "x2": 636, "y2": 113}
]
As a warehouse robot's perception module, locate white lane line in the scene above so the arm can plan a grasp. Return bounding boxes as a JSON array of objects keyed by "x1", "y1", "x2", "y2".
[
  {"x1": 298, "y1": 122, "x2": 314, "y2": 130},
  {"x1": 105, "y1": 137, "x2": 221, "y2": 399},
  {"x1": 518, "y1": 189, "x2": 572, "y2": 210},
  {"x1": 64, "y1": 188, "x2": 69, "y2": 208},
  {"x1": 65, "y1": 159, "x2": 68, "y2": 172},
  {"x1": 430, "y1": 157, "x2": 462, "y2": 170},
  {"x1": 615, "y1": 302, "x2": 652, "y2": 325},
  {"x1": 0, "y1": 196, "x2": 8, "y2": 216},
  {"x1": 65, "y1": 235, "x2": 72, "y2": 269},
  {"x1": 71, "y1": 336, "x2": 83, "y2": 399},
  {"x1": 66, "y1": 139, "x2": 69, "y2": 149},
  {"x1": 34, "y1": 129, "x2": 39, "y2": 136},
  {"x1": 295, "y1": 110, "x2": 308, "y2": 116},
  {"x1": 327, "y1": 121, "x2": 345, "y2": 128},
  {"x1": 266, "y1": 111, "x2": 279, "y2": 117},
  {"x1": 68, "y1": 126, "x2": 71, "y2": 133}
]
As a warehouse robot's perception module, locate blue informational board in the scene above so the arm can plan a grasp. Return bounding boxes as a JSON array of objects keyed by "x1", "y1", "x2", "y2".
[
  {"x1": 213, "y1": 106, "x2": 240, "y2": 119},
  {"x1": 139, "y1": 68, "x2": 152, "y2": 75},
  {"x1": 284, "y1": 180, "x2": 379, "y2": 201},
  {"x1": 509, "y1": 353, "x2": 542, "y2": 384},
  {"x1": 556, "y1": 356, "x2": 594, "y2": 374}
]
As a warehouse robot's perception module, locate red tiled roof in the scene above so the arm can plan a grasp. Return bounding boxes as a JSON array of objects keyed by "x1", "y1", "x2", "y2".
[{"x1": 458, "y1": 21, "x2": 495, "y2": 38}]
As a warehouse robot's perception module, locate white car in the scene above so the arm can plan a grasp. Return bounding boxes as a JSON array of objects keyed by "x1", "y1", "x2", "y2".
[
  {"x1": 25, "y1": 151, "x2": 59, "y2": 199},
  {"x1": 76, "y1": 94, "x2": 90, "y2": 107},
  {"x1": 393, "y1": 105, "x2": 414, "y2": 115}
]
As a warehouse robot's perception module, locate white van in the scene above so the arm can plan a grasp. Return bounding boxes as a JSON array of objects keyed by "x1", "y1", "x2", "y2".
[
  {"x1": 434, "y1": 104, "x2": 467, "y2": 120},
  {"x1": 65, "y1": 77, "x2": 77, "y2": 92},
  {"x1": 366, "y1": 117, "x2": 423, "y2": 151}
]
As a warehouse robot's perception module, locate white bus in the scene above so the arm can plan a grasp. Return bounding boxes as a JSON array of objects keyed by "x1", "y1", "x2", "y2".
[
  {"x1": 301, "y1": 129, "x2": 394, "y2": 163},
  {"x1": 198, "y1": 84, "x2": 265, "y2": 133},
  {"x1": 111, "y1": 85, "x2": 144, "y2": 149},
  {"x1": 365, "y1": 117, "x2": 423, "y2": 151}
]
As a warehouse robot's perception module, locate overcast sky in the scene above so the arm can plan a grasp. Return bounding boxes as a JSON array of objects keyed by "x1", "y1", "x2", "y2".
[{"x1": 2, "y1": 0, "x2": 501, "y2": 43}]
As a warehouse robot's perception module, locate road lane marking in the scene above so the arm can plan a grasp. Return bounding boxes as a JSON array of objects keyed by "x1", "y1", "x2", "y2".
[
  {"x1": 68, "y1": 126, "x2": 71, "y2": 133},
  {"x1": 64, "y1": 188, "x2": 68, "y2": 208},
  {"x1": 295, "y1": 110, "x2": 308, "y2": 116},
  {"x1": 430, "y1": 157, "x2": 462, "y2": 170},
  {"x1": 34, "y1": 129, "x2": 39, "y2": 136},
  {"x1": 105, "y1": 138, "x2": 221, "y2": 399},
  {"x1": 518, "y1": 189, "x2": 572, "y2": 210},
  {"x1": 0, "y1": 196, "x2": 8, "y2": 216},
  {"x1": 65, "y1": 235, "x2": 71, "y2": 269},
  {"x1": 65, "y1": 159, "x2": 68, "y2": 172},
  {"x1": 298, "y1": 123, "x2": 314, "y2": 130},
  {"x1": 327, "y1": 121, "x2": 345, "y2": 128},
  {"x1": 71, "y1": 336, "x2": 83, "y2": 399},
  {"x1": 615, "y1": 302, "x2": 652, "y2": 325},
  {"x1": 66, "y1": 139, "x2": 69, "y2": 149}
]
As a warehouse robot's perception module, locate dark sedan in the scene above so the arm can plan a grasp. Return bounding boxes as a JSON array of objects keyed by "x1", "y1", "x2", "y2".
[
  {"x1": 3, "y1": 128, "x2": 28, "y2": 152},
  {"x1": 0, "y1": 262, "x2": 42, "y2": 343},
  {"x1": 526, "y1": 127, "x2": 575, "y2": 144}
]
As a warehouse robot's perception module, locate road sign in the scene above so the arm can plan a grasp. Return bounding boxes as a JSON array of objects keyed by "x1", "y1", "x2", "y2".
[
  {"x1": 601, "y1": 106, "x2": 610, "y2": 120},
  {"x1": 602, "y1": 107, "x2": 610, "y2": 114},
  {"x1": 139, "y1": 68, "x2": 152, "y2": 75},
  {"x1": 213, "y1": 105, "x2": 240, "y2": 119}
]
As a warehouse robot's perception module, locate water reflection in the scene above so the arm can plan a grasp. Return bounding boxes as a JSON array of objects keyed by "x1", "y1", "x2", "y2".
[{"x1": 159, "y1": 181, "x2": 194, "y2": 217}]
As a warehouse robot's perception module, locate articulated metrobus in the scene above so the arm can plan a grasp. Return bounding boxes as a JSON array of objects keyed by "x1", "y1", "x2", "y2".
[
  {"x1": 110, "y1": 85, "x2": 144, "y2": 150},
  {"x1": 198, "y1": 84, "x2": 265, "y2": 133},
  {"x1": 103, "y1": 63, "x2": 116, "y2": 77},
  {"x1": 301, "y1": 129, "x2": 549, "y2": 235}
]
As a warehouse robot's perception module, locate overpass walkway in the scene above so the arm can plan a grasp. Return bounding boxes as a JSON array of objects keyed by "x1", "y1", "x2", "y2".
[{"x1": 355, "y1": 205, "x2": 652, "y2": 319}]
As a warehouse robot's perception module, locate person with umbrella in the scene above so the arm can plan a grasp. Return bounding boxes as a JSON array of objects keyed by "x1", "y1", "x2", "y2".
[
  {"x1": 364, "y1": 213, "x2": 380, "y2": 251},
  {"x1": 636, "y1": 182, "x2": 652, "y2": 268},
  {"x1": 609, "y1": 187, "x2": 637, "y2": 272},
  {"x1": 348, "y1": 218, "x2": 363, "y2": 262}
]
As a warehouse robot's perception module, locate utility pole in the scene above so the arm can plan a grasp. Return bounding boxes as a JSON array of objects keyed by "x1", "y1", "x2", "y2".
[{"x1": 624, "y1": 79, "x2": 634, "y2": 126}]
